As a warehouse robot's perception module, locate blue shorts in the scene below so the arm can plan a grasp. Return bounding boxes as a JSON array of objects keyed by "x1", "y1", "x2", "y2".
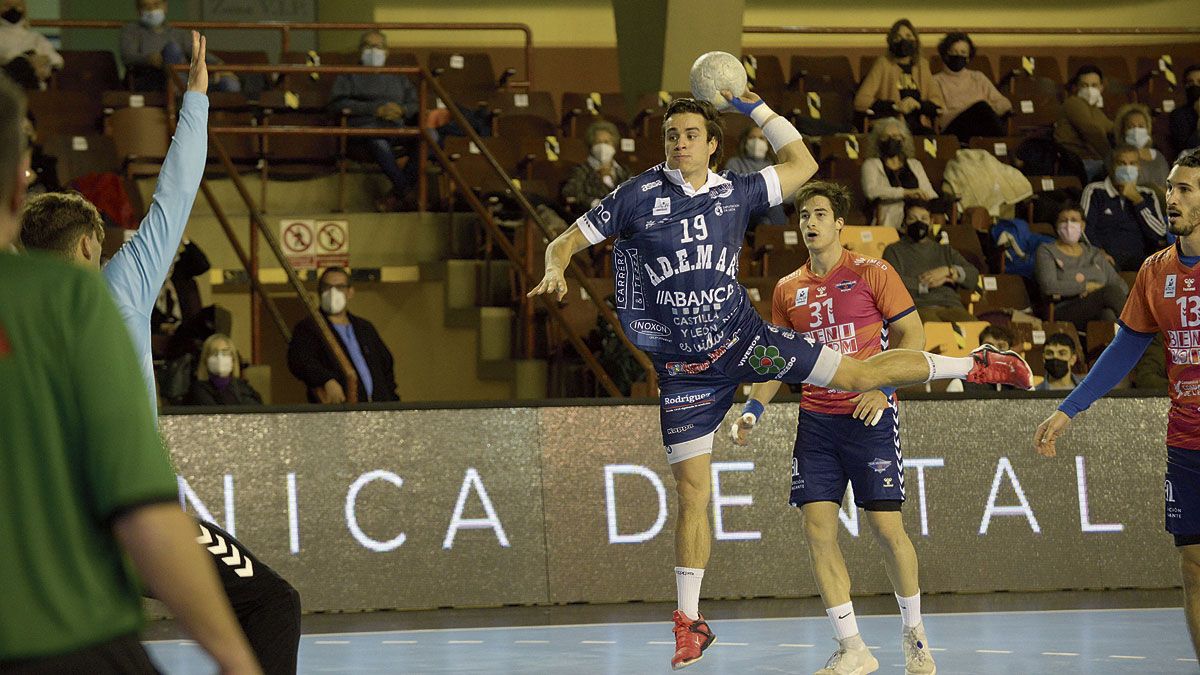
[
  {"x1": 1166, "y1": 446, "x2": 1200, "y2": 543},
  {"x1": 655, "y1": 319, "x2": 840, "y2": 464},
  {"x1": 789, "y1": 405, "x2": 904, "y2": 508}
]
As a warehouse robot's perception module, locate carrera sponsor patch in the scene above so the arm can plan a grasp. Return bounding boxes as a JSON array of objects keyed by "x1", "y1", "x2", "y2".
[{"x1": 662, "y1": 388, "x2": 716, "y2": 413}]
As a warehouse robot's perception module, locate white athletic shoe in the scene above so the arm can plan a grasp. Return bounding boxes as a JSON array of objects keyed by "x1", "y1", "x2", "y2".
[
  {"x1": 814, "y1": 636, "x2": 879, "y2": 675},
  {"x1": 902, "y1": 622, "x2": 936, "y2": 674}
]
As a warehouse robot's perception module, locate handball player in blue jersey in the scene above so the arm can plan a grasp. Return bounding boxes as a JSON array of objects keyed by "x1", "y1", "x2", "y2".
[{"x1": 530, "y1": 88, "x2": 1032, "y2": 670}]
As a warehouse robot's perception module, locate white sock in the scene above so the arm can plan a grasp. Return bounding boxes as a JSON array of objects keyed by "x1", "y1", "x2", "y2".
[
  {"x1": 675, "y1": 567, "x2": 704, "y2": 620},
  {"x1": 923, "y1": 353, "x2": 972, "y2": 381},
  {"x1": 826, "y1": 601, "x2": 860, "y2": 641},
  {"x1": 896, "y1": 591, "x2": 922, "y2": 628}
]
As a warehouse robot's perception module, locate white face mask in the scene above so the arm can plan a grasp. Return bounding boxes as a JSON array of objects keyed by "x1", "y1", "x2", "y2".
[
  {"x1": 1057, "y1": 219, "x2": 1083, "y2": 244},
  {"x1": 1077, "y1": 85, "x2": 1103, "y2": 107},
  {"x1": 361, "y1": 47, "x2": 386, "y2": 68},
  {"x1": 590, "y1": 142, "x2": 615, "y2": 164},
  {"x1": 320, "y1": 287, "x2": 347, "y2": 315},
  {"x1": 140, "y1": 9, "x2": 165, "y2": 28},
  {"x1": 207, "y1": 353, "x2": 233, "y2": 378},
  {"x1": 1125, "y1": 127, "x2": 1151, "y2": 149},
  {"x1": 745, "y1": 137, "x2": 768, "y2": 160}
]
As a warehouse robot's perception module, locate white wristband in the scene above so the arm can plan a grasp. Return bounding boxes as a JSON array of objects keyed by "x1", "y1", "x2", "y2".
[
  {"x1": 762, "y1": 115, "x2": 803, "y2": 153},
  {"x1": 749, "y1": 102, "x2": 774, "y2": 126}
]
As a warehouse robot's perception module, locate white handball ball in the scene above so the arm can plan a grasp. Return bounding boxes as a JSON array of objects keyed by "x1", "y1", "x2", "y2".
[{"x1": 689, "y1": 51, "x2": 748, "y2": 111}]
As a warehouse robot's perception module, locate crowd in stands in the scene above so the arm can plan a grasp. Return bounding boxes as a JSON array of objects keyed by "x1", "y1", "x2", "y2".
[{"x1": 3, "y1": 11, "x2": 1198, "y2": 397}]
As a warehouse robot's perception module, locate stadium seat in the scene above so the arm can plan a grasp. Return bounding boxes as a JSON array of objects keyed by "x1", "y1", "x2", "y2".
[
  {"x1": 819, "y1": 133, "x2": 868, "y2": 161},
  {"x1": 840, "y1": 225, "x2": 899, "y2": 259},
  {"x1": 789, "y1": 55, "x2": 855, "y2": 97},
  {"x1": 752, "y1": 224, "x2": 809, "y2": 277},
  {"x1": 1008, "y1": 92, "x2": 1062, "y2": 135},
  {"x1": 495, "y1": 113, "x2": 560, "y2": 143},
  {"x1": 560, "y1": 91, "x2": 628, "y2": 136},
  {"x1": 998, "y1": 55, "x2": 1064, "y2": 89},
  {"x1": 41, "y1": 134, "x2": 119, "y2": 185},
  {"x1": 1067, "y1": 55, "x2": 1133, "y2": 91},
  {"x1": 101, "y1": 90, "x2": 166, "y2": 113},
  {"x1": 428, "y1": 51, "x2": 501, "y2": 105},
  {"x1": 967, "y1": 136, "x2": 1021, "y2": 164},
  {"x1": 967, "y1": 273, "x2": 1033, "y2": 319},
  {"x1": 106, "y1": 106, "x2": 169, "y2": 177},
  {"x1": 739, "y1": 276, "x2": 781, "y2": 321},
  {"x1": 258, "y1": 110, "x2": 340, "y2": 180},
  {"x1": 55, "y1": 50, "x2": 120, "y2": 93},
  {"x1": 446, "y1": 136, "x2": 521, "y2": 174},
  {"x1": 741, "y1": 53, "x2": 787, "y2": 96},
  {"x1": 1009, "y1": 75, "x2": 1063, "y2": 103},
  {"x1": 923, "y1": 320, "x2": 991, "y2": 357},
  {"x1": 1085, "y1": 320, "x2": 1118, "y2": 364},
  {"x1": 28, "y1": 90, "x2": 101, "y2": 136},
  {"x1": 207, "y1": 110, "x2": 259, "y2": 173},
  {"x1": 793, "y1": 87, "x2": 857, "y2": 135},
  {"x1": 518, "y1": 135, "x2": 588, "y2": 166},
  {"x1": 488, "y1": 90, "x2": 557, "y2": 124},
  {"x1": 944, "y1": 220, "x2": 988, "y2": 274}
]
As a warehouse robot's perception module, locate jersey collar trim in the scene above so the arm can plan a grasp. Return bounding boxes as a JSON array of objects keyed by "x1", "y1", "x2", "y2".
[{"x1": 661, "y1": 166, "x2": 731, "y2": 197}]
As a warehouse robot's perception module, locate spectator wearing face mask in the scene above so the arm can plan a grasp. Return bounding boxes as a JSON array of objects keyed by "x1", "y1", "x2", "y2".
[
  {"x1": 963, "y1": 323, "x2": 1021, "y2": 392},
  {"x1": 329, "y1": 30, "x2": 420, "y2": 212},
  {"x1": 861, "y1": 116, "x2": 938, "y2": 229},
  {"x1": 120, "y1": 0, "x2": 239, "y2": 92},
  {"x1": 1168, "y1": 64, "x2": 1200, "y2": 157},
  {"x1": 183, "y1": 333, "x2": 263, "y2": 406},
  {"x1": 561, "y1": 119, "x2": 629, "y2": 217},
  {"x1": 0, "y1": 0, "x2": 62, "y2": 89},
  {"x1": 287, "y1": 267, "x2": 398, "y2": 404},
  {"x1": 1034, "y1": 202, "x2": 1127, "y2": 332},
  {"x1": 1055, "y1": 65, "x2": 1113, "y2": 182},
  {"x1": 1080, "y1": 144, "x2": 1170, "y2": 271},
  {"x1": 854, "y1": 18, "x2": 944, "y2": 135},
  {"x1": 932, "y1": 32, "x2": 1010, "y2": 142},
  {"x1": 1034, "y1": 333, "x2": 1081, "y2": 391},
  {"x1": 882, "y1": 200, "x2": 978, "y2": 322},
  {"x1": 1113, "y1": 103, "x2": 1170, "y2": 190},
  {"x1": 723, "y1": 126, "x2": 787, "y2": 227}
]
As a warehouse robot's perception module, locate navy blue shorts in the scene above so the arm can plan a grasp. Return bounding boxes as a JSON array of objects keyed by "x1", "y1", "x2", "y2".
[
  {"x1": 789, "y1": 405, "x2": 904, "y2": 508},
  {"x1": 655, "y1": 320, "x2": 839, "y2": 463},
  {"x1": 1166, "y1": 446, "x2": 1200, "y2": 543}
]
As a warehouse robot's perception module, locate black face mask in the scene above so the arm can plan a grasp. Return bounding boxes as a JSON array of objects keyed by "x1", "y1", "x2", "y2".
[
  {"x1": 943, "y1": 54, "x2": 969, "y2": 73},
  {"x1": 906, "y1": 220, "x2": 929, "y2": 241},
  {"x1": 1044, "y1": 357, "x2": 1071, "y2": 380},
  {"x1": 890, "y1": 39, "x2": 917, "y2": 58},
  {"x1": 1, "y1": 7, "x2": 23, "y2": 24},
  {"x1": 880, "y1": 137, "x2": 905, "y2": 159},
  {"x1": 1187, "y1": 84, "x2": 1200, "y2": 106}
]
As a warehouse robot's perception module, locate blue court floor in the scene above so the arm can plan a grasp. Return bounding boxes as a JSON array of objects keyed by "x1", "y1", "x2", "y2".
[{"x1": 145, "y1": 607, "x2": 1198, "y2": 674}]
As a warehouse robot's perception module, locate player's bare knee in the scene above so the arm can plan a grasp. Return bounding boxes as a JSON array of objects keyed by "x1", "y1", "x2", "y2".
[
  {"x1": 1181, "y1": 549, "x2": 1200, "y2": 584},
  {"x1": 676, "y1": 480, "x2": 711, "y2": 512},
  {"x1": 801, "y1": 511, "x2": 839, "y2": 547}
]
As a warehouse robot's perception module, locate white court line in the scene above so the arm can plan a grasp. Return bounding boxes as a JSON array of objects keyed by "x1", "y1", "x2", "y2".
[
  {"x1": 313, "y1": 640, "x2": 350, "y2": 645},
  {"x1": 1042, "y1": 652, "x2": 1079, "y2": 656},
  {"x1": 715, "y1": 642, "x2": 748, "y2": 646},
  {"x1": 976, "y1": 649, "x2": 1012, "y2": 654},
  {"x1": 1109, "y1": 655, "x2": 1146, "y2": 660},
  {"x1": 581, "y1": 640, "x2": 616, "y2": 644},
  {"x1": 447, "y1": 640, "x2": 483, "y2": 644},
  {"x1": 648, "y1": 641, "x2": 675, "y2": 645},
  {"x1": 142, "y1": 606, "x2": 1184, "y2": 642},
  {"x1": 777, "y1": 643, "x2": 814, "y2": 648},
  {"x1": 929, "y1": 648, "x2": 947, "y2": 652},
  {"x1": 1179, "y1": 658, "x2": 1200, "y2": 662},
  {"x1": 514, "y1": 640, "x2": 549, "y2": 644},
  {"x1": 381, "y1": 640, "x2": 417, "y2": 645}
]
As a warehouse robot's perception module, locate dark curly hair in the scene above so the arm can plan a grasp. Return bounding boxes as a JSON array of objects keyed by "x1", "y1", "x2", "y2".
[{"x1": 937, "y1": 32, "x2": 976, "y2": 60}]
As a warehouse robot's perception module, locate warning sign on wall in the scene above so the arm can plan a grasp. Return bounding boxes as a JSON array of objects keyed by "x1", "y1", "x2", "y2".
[
  {"x1": 315, "y1": 220, "x2": 350, "y2": 268},
  {"x1": 280, "y1": 219, "x2": 315, "y2": 269}
]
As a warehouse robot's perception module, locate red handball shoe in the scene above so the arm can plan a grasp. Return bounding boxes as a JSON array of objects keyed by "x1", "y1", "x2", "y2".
[
  {"x1": 671, "y1": 610, "x2": 716, "y2": 670},
  {"x1": 967, "y1": 344, "x2": 1033, "y2": 390}
]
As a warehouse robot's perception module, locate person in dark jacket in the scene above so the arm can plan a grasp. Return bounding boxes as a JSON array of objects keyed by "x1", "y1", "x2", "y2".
[
  {"x1": 184, "y1": 333, "x2": 262, "y2": 406},
  {"x1": 287, "y1": 267, "x2": 398, "y2": 404}
]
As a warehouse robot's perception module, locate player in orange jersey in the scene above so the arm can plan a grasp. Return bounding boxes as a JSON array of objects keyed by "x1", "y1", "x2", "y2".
[
  {"x1": 734, "y1": 181, "x2": 936, "y2": 675},
  {"x1": 1035, "y1": 149, "x2": 1200, "y2": 660}
]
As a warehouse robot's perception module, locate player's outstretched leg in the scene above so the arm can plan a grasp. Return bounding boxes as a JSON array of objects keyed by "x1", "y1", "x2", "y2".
[
  {"x1": 195, "y1": 520, "x2": 302, "y2": 674},
  {"x1": 669, "y1": 452, "x2": 716, "y2": 669},
  {"x1": 1181, "y1": 545, "x2": 1200, "y2": 660},
  {"x1": 802, "y1": 502, "x2": 879, "y2": 675},
  {"x1": 865, "y1": 511, "x2": 934, "y2": 675}
]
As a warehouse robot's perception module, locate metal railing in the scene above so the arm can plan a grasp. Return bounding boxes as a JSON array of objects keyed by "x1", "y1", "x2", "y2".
[{"x1": 30, "y1": 19, "x2": 534, "y2": 88}]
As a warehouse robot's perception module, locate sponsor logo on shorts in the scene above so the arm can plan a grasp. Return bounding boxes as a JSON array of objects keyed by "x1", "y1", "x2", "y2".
[
  {"x1": 630, "y1": 318, "x2": 671, "y2": 339},
  {"x1": 641, "y1": 179, "x2": 663, "y2": 192},
  {"x1": 795, "y1": 287, "x2": 809, "y2": 306},
  {"x1": 666, "y1": 360, "x2": 710, "y2": 376},
  {"x1": 1166, "y1": 274, "x2": 1178, "y2": 298},
  {"x1": 1167, "y1": 478, "x2": 1177, "y2": 503},
  {"x1": 868, "y1": 458, "x2": 893, "y2": 474},
  {"x1": 663, "y1": 388, "x2": 716, "y2": 413},
  {"x1": 666, "y1": 423, "x2": 695, "y2": 435},
  {"x1": 883, "y1": 477, "x2": 894, "y2": 488},
  {"x1": 835, "y1": 279, "x2": 857, "y2": 292},
  {"x1": 653, "y1": 197, "x2": 672, "y2": 215}
]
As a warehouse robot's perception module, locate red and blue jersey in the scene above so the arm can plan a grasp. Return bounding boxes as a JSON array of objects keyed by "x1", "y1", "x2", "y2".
[
  {"x1": 575, "y1": 162, "x2": 784, "y2": 357},
  {"x1": 772, "y1": 249, "x2": 916, "y2": 415}
]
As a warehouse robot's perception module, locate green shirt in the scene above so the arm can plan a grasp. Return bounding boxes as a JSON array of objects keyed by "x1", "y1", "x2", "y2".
[{"x1": 0, "y1": 252, "x2": 177, "y2": 660}]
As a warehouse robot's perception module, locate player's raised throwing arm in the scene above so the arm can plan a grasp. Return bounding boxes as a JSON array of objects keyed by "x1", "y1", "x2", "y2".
[
  {"x1": 527, "y1": 223, "x2": 592, "y2": 302},
  {"x1": 723, "y1": 89, "x2": 818, "y2": 198}
]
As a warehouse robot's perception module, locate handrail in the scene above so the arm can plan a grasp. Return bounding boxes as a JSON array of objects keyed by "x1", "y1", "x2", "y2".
[
  {"x1": 744, "y1": 25, "x2": 1200, "y2": 36},
  {"x1": 167, "y1": 69, "x2": 360, "y2": 403},
  {"x1": 30, "y1": 19, "x2": 534, "y2": 87},
  {"x1": 417, "y1": 65, "x2": 659, "y2": 394}
]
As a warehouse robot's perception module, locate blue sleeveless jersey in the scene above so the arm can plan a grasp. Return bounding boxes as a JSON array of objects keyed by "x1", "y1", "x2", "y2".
[{"x1": 575, "y1": 163, "x2": 783, "y2": 358}]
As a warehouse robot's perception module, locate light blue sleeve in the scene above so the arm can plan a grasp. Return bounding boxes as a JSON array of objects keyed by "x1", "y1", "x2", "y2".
[{"x1": 103, "y1": 91, "x2": 209, "y2": 402}]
